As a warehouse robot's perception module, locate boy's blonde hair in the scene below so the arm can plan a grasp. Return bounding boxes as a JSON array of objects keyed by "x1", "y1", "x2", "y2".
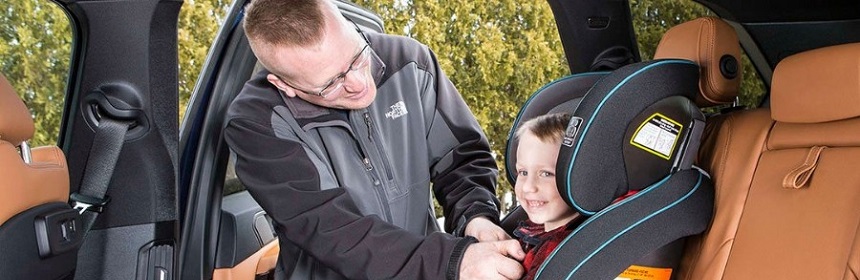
[{"x1": 515, "y1": 113, "x2": 572, "y2": 144}]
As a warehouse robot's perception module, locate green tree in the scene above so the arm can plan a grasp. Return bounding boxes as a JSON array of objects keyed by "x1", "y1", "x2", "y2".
[
  {"x1": 0, "y1": 1, "x2": 71, "y2": 147},
  {"x1": 178, "y1": 0, "x2": 232, "y2": 120}
]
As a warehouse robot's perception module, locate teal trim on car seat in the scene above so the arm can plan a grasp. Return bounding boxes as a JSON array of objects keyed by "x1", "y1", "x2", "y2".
[
  {"x1": 563, "y1": 60, "x2": 696, "y2": 215},
  {"x1": 563, "y1": 173, "x2": 702, "y2": 279},
  {"x1": 534, "y1": 172, "x2": 703, "y2": 279},
  {"x1": 505, "y1": 72, "x2": 609, "y2": 184}
]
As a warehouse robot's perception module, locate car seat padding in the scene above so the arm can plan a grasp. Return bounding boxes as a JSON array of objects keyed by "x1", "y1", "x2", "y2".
[
  {"x1": 537, "y1": 59, "x2": 715, "y2": 279},
  {"x1": 535, "y1": 169, "x2": 712, "y2": 279},
  {"x1": 504, "y1": 72, "x2": 608, "y2": 186},
  {"x1": 557, "y1": 60, "x2": 701, "y2": 214}
]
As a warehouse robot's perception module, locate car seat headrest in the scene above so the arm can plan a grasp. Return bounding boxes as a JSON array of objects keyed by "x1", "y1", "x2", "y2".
[
  {"x1": 556, "y1": 60, "x2": 706, "y2": 214},
  {"x1": 654, "y1": 17, "x2": 742, "y2": 107},
  {"x1": 505, "y1": 73, "x2": 608, "y2": 185},
  {"x1": 771, "y1": 43, "x2": 860, "y2": 123},
  {"x1": 0, "y1": 73, "x2": 35, "y2": 145}
]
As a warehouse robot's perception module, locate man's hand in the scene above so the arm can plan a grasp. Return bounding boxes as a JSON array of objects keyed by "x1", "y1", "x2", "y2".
[
  {"x1": 459, "y1": 239, "x2": 525, "y2": 280},
  {"x1": 465, "y1": 216, "x2": 511, "y2": 242}
]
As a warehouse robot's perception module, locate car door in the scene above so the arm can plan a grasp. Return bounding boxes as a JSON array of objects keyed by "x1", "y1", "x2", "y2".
[
  {"x1": 176, "y1": 1, "x2": 384, "y2": 279},
  {"x1": 26, "y1": 0, "x2": 181, "y2": 279}
]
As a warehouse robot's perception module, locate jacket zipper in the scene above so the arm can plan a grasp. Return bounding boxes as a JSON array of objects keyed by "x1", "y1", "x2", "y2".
[
  {"x1": 348, "y1": 130, "x2": 373, "y2": 171},
  {"x1": 364, "y1": 113, "x2": 394, "y2": 181},
  {"x1": 362, "y1": 158, "x2": 373, "y2": 171},
  {"x1": 351, "y1": 112, "x2": 393, "y2": 223}
]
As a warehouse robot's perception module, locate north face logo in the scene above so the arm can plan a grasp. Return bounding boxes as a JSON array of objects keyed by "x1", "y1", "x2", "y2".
[{"x1": 385, "y1": 101, "x2": 408, "y2": 119}]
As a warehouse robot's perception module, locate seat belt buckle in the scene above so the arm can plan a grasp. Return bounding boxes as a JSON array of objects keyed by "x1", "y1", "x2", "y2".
[{"x1": 70, "y1": 192, "x2": 110, "y2": 214}]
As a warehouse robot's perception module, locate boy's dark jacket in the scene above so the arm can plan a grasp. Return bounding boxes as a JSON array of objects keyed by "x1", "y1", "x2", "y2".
[{"x1": 224, "y1": 32, "x2": 500, "y2": 279}]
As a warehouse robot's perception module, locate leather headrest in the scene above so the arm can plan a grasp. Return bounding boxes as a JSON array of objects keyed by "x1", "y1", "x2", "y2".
[
  {"x1": 0, "y1": 73, "x2": 35, "y2": 145},
  {"x1": 771, "y1": 43, "x2": 860, "y2": 123},
  {"x1": 654, "y1": 17, "x2": 742, "y2": 107}
]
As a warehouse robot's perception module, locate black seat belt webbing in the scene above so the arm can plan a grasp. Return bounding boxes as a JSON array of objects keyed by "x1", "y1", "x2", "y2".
[{"x1": 72, "y1": 118, "x2": 131, "y2": 233}]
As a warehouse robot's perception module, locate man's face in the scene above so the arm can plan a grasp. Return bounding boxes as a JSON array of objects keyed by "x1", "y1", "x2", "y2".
[
  {"x1": 257, "y1": 15, "x2": 377, "y2": 110},
  {"x1": 514, "y1": 132, "x2": 577, "y2": 231}
]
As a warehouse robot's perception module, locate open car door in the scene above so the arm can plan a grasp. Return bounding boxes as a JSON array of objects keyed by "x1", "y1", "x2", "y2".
[{"x1": 176, "y1": 1, "x2": 384, "y2": 279}]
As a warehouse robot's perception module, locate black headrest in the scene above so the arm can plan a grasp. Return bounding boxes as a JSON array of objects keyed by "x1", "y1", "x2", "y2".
[
  {"x1": 556, "y1": 59, "x2": 706, "y2": 215},
  {"x1": 505, "y1": 73, "x2": 608, "y2": 185}
]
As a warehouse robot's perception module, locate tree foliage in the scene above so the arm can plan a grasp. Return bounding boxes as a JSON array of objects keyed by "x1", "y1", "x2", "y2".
[
  {"x1": 178, "y1": 0, "x2": 232, "y2": 120},
  {"x1": 0, "y1": 1, "x2": 71, "y2": 146}
]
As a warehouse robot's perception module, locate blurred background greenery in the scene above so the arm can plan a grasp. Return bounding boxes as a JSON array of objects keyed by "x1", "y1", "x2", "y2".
[{"x1": 1, "y1": 0, "x2": 763, "y2": 214}]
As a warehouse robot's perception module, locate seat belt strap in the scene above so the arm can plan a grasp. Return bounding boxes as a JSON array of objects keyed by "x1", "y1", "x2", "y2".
[{"x1": 71, "y1": 118, "x2": 131, "y2": 233}]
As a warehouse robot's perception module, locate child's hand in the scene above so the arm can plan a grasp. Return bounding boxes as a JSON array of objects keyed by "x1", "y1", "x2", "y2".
[{"x1": 465, "y1": 216, "x2": 511, "y2": 242}]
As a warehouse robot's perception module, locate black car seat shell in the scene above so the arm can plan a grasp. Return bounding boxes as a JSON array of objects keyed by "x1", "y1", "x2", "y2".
[{"x1": 536, "y1": 57, "x2": 713, "y2": 280}]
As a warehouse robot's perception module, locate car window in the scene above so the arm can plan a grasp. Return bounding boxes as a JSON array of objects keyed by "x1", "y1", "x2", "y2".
[
  {"x1": 0, "y1": 1, "x2": 72, "y2": 146},
  {"x1": 630, "y1": 0, "x2": 767, "y2": 109},
  {"x1": 178, "y1": 0, "x2": 232, "y2": 121}
]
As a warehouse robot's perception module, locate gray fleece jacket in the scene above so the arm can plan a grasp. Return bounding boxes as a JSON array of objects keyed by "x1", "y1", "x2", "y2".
[{"x1": 224, "y1": 31, "x2": 500, "y2": 280}]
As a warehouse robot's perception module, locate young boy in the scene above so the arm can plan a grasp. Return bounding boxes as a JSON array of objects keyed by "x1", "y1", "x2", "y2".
[
  {"x1": 512, "y1": 113, "x2": 649, "y2": 280},
  {"x1": 511, "y1": 113, "x2": 584, "y2": 280}
]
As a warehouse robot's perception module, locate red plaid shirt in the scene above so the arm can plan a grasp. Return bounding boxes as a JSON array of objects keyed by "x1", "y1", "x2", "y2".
[
  {"x1": 513, "y1": 191, "x2": 637, "y2": 279},
  {"x1": 513, "y1": 220, "x2": 577, "y2": 280}
]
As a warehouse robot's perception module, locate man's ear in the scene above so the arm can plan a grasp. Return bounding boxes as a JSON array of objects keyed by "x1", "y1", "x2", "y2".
[{"x1": 267, "y1": 74, "x2": 296, "y2": 97}]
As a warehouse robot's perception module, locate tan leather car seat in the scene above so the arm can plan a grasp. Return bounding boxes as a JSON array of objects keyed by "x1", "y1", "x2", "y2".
[
  {"x1": 0, "y1": 73, "x2": 75, "y2": 279},
  {"x1": 0, "y1": 73, "x2": 69, "y2": 226},
  {"x1": 678, "y1": 42, "x2": 860, "y2": 279}
]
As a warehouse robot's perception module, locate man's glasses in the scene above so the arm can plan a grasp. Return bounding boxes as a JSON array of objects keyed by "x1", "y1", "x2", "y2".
[{"x1": 279, "y1": 22, "x2": 372, "y2": 98}]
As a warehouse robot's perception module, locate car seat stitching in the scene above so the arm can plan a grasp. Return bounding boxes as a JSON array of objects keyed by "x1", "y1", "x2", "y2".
[
  {"x1": 683, "y1": 115, "x2": 733, "y2": 280},
  {"x1": 721, "y1": 114, "x2": 776, "y2": 276}
]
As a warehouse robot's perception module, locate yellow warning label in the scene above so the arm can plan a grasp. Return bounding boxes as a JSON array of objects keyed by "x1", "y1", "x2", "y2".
[
  {"x1": 630, "y1": 113, "x2": 683, "y2": 160},
  {"x1": 614, "y1": 265, "x2": 673, "y2": 280}
]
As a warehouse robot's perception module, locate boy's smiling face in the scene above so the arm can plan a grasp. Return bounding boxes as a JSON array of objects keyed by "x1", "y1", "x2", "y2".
[{"x1": 514, "y1": 132, "x2": 577, "y2": 232}]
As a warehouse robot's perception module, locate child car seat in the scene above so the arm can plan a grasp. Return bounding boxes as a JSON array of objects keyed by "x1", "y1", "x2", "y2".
[
  {"x1": 502, "y1": 17, "x2": 743, "y2": 280},
  {"x1": 538, "y1": 57, "x2": 713, "y2": 280}
]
